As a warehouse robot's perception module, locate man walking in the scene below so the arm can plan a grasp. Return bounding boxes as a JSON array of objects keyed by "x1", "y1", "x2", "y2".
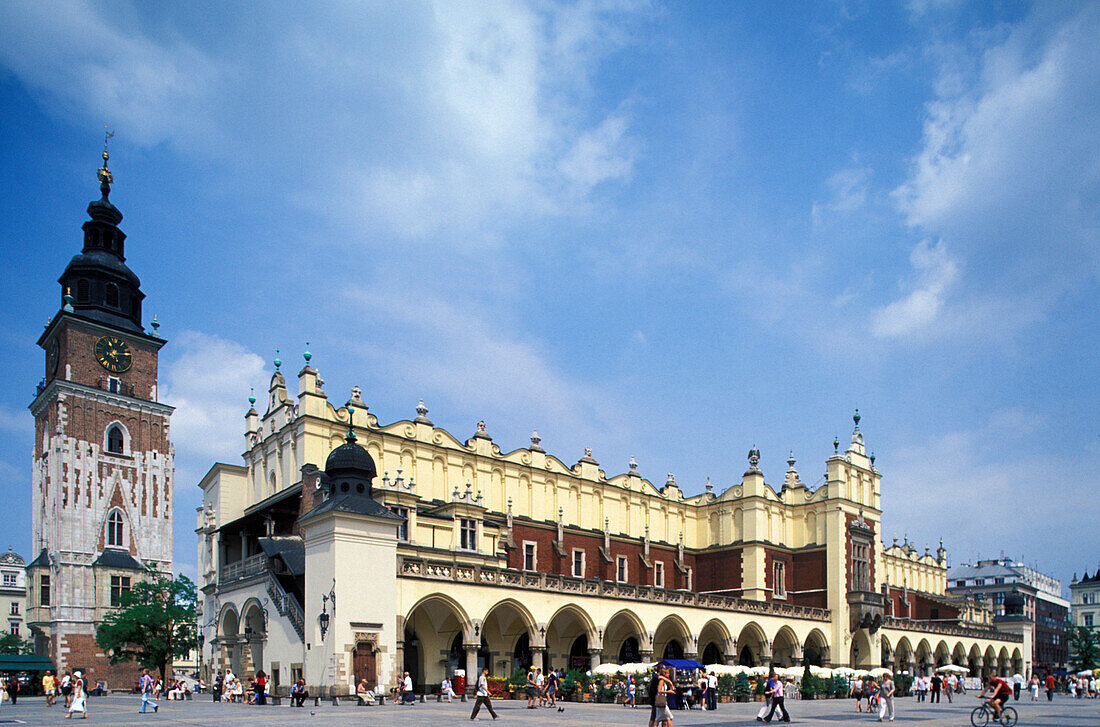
[
  {"x1": 761, "y1": 671, "x2": 789, "y2": 723},
  {"x1": 707, "y1": 670, "x2": 718, "y2": 710},
  {"x1": 139, "y1": 669, "x2": 159, "y2": 714},
  {"x1": 877, "y1": 673, "x2": 895, "y2": 722},
  {"x1": 1045, "y1": 673, "x2": 1056, "y2": 702},
  {"x1": 470, "y1": 667, "x2": 499, "y2": 720},
  {"x1": 930, "y1": 673, "x2": 942, "y2": 703}
]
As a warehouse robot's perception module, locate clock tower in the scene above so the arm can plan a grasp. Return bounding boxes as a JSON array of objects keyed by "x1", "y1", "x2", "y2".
[{"x1": 26, "y1": 142, "x2": 174, "y2": 686}]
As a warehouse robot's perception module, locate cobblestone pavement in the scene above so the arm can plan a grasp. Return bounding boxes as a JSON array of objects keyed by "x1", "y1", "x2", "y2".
[{"x1": 0, "y1": 695, "x2": 1097, "y2": 726}]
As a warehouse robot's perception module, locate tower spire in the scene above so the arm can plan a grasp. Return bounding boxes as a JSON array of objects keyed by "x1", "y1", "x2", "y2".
[{"x1": 98, "y1": 126, "x2": 114, "y2": 201}]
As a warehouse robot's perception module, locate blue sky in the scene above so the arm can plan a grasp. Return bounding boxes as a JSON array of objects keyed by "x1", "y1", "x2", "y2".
[{"x1": 0, "y1": 1, "x2": 1097, "y2": 593}]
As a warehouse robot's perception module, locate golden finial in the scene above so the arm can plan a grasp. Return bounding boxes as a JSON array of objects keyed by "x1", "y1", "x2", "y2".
[{"x1": 98, "y1": 126, "x2": 114, "y2": 199}]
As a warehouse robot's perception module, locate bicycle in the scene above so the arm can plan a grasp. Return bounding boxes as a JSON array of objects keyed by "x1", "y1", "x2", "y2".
[{"x1": 970, "y1": 697, "x2": 1018, "y2": 727}]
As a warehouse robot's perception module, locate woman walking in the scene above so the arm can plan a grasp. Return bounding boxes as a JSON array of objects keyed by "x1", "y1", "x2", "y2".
[
  {"x1": 654, "y1": 667, "x2": 675, "y2": 727},
  {"x1": 66, "y1": 671, "x2": 87, "y2": 719}
]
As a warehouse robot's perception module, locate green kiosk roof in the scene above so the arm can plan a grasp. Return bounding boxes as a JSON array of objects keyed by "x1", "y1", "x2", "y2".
[{"x1": 0, "y1": 655, "x2": 55, "y2": 671}]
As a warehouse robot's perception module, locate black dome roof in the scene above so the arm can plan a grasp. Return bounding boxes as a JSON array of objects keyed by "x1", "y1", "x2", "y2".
[
  {"x1": 1004, "y1": 591, "x2": 1025, "y2": 608},
  {"x1": 324, "y1": 439, "x2": 377, "y2": 480}
]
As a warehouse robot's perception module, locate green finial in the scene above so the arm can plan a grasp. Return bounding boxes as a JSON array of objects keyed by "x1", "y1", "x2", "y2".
[
  {"x1": 345, "y1": 405, "x2": 357, "y2": 443},
  {"x1": 248, "y1": 387, "x2": 256, "y2": 406},
  {"x1": 62, "y1": 287, "x2": 74, "y2": 312},
  {"x1": 150, "y1": 314, "x2": 160, "y2": 338},
  {"x1": 304, "y1": 342, "x2": 312, "y2": 363},
  {"x1": 274, "y1": 349, "x2": 282, "y2": 371},
  {"x1": 833, "y1": 435, "x2": 839, "y2": 454},
  {"x1": 853, "y1": 408, "x2": 861, "y2": 430}
]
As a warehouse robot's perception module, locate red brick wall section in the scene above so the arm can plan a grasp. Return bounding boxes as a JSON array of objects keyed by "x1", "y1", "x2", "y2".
[
  {"x1": 55, "y1": 324, "x2": 160, "y2": 399},
  {"x1": 57, "y1": 633, "x2": 146, "y2": 690},
  {"x1": 791, "y1": 549, "x2": 828, "y2": 608},
  {"x1": 694, "y1": 548, "x2": 743, "y2": 593},
  {"x1": 508, "y1": 523, "x2": 684, "y2": 588}
]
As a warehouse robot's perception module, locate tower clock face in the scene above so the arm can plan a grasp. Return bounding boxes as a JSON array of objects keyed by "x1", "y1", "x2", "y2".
[
  {"x1": 94, "y1": 336, "x2": 133, "y2": 373},
  {"x1": 46, "y1": 340, "x2": 59, "y2": 377}
]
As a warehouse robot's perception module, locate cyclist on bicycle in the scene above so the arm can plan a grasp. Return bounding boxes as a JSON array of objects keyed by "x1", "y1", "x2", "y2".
[{"x1": 978, "y1": 675, "x2": 1013, "y2": 720}]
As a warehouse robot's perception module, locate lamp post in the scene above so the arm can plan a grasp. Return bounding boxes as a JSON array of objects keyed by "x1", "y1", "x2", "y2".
[{"x1": 319, "y1": 579, "x2": 336, "y2": 641}]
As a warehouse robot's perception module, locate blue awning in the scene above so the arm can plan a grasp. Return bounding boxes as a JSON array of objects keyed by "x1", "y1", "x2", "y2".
[{"x1": 657, "y1": 659, "x2": 705, "y2": 670}]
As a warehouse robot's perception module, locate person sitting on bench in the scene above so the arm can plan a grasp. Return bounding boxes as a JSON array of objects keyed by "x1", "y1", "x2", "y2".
[{"x1": 290, "y1": 679, "x2": 309, "y2": 707}]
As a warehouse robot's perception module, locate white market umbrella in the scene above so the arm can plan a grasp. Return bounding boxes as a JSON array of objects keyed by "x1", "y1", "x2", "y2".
[
  {"x1": 750, "y1": 666, "x2": 770, "y2": 676},
  {"x1": 809, "y1": 666, "x2": 833, "y2": 678},
  {"x1": 1077, "y1": 670, "x2": 1093, "y2": 677},
  {"x1": 870, "y1": 668, "x2": 892, "y2": 678},
  {"x1": 706, "y1": 664, "x2": 746, "y2": 675},
  {"x1": 593, "y1": 663, "x2": 622, "y2": 675}
]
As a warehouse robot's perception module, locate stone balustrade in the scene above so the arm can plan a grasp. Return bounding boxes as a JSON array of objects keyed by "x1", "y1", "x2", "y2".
[
  {"x1": 398, "y1": 555, "x2": 831, "y2": 622},
  {"x1": 882, "y1": 615, "x2": 1023, "y2": 643}
]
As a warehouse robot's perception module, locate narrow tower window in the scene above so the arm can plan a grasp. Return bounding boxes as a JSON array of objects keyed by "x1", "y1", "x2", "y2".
[
  {"x1": 106, "y1": 425, "x2": 124, "y2": 454},
  {"x1": 76, "y1": 279, "x2": 90, "y2": 302},
  {"x1": 105, "y1": 283, "x2": 119, "y2": 308},
  {"x1": 107, "y1": 510, "x2": 124, "y2": 547}
]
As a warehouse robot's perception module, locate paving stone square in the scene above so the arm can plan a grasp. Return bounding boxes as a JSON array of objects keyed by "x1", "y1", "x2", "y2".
[{"x1": 1, "y1": 694, "x2": 1099, "y2": 726}]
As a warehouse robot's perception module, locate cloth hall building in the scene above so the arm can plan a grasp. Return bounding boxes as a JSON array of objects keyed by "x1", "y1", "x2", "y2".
[{"x1": 196, "y1": 361, "x2": 1026, "y2": 697}]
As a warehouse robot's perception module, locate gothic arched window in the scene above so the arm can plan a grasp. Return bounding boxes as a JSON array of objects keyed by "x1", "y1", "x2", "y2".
[
  {"x1": 107, "y1": 510, "x2": 124, "y2": 548},
  {"x1": 107, "y1": 425, "x2": 124, "y2": 454}
]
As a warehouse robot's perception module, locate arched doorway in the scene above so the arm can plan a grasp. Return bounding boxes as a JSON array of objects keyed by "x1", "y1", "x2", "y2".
[
  {"x1": 513, "y1": 633, "x2": 532, "y2": 673},
  {"x1": 605, "y1": 610, "x2": 646, "y2": 668},
  {"x1": 804, "y1": 629, "x2": 829, "y2": 668},
  {"x1": 404, "y1": 595, "x2": 472, "y2": 686},
  {"x1": 698, "y1": 619, "x2": 732, "y2": 666},
  {"x1": 701, "y1": 642, "x2": 722, "y2": 664},
  {"x1": 849, "y1": 630, "x2": 872, "y2": 668},
  {"x1": 482, "y1": 599, "x2": 536, "y2": 677},
  {"x1": 569, "y1": 634, "x2": 590, "y2": 671},
  {"x1": 547, "y1": 605, "x2": 597, "y2": 674},
  {"x1": 772, "y1": 627, "x2": 800, "y2": 668},
  {"x1": 663, "y1": 640, "x2": 684, "y2": 660},
  {"x1": 404, "y1": 627, "x2": 421, "y2": 688},
  {"x1": 619, "y1": 637, "x2": 640, "y2": 664},
  {"x1": 737, "y1": 623, "x2": 767, "y2": 667}
]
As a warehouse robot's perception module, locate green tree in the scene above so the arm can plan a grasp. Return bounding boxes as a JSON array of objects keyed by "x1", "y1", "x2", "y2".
[
  {"x1": 0, "y1": 632, "x2": 33, "y2": 655},
  {"x1": 95, "y1": 567, "x2": 197, "y2": 683},
  {"x1": 1069, "y1": 626, "x2": 1099, "y2": 671}
]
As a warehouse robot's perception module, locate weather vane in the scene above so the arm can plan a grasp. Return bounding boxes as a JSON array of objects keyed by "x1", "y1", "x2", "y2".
[{"x1": 98, "y1": 125, "x2": 115, "y2": 199}]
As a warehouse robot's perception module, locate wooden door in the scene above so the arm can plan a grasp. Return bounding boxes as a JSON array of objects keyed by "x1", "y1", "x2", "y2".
[{"x1": 354, "y1": 647, "x2": 377, "y2": 690}]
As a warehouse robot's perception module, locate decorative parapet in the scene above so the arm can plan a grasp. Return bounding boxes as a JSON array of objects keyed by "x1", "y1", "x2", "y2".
[
  {"x1": 219, "y1": 553, "x2": 267, "y2": 585},
  {"x1": 397, "y1": 556, "x2": 831, "y2": 622},
  {"x1": 881, "y1": 616, "x2": 1024, "y2": 643}
]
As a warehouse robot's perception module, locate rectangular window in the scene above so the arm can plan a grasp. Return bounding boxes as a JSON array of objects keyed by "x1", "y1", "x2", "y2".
[
  {"x1": 686, "y1": 567, "x2": 693, "y2": 592},
  {"x1": 523, "y1": 542, "x2": 537, "y2": 571},
  {"x1": 108, "y1": 377, "x2": 120, "y2": 394},
  {"x1": 571, "y1": 549, "x2": 585, "y2": 578},
  {"x1": 955, "y1": 580, "x2": 967, "y2": 588},
  {"x1": 8, "y1": 602, "x2": 17, "y2": 616},
  {"x1": 8, "y1": 624, "x2": 17, "y2": 636},
  {"x1": 1086, "y1": 614, "x2": 1094, "y2": 628},
  {"x1": 39, "y1": 575, "x2": 50, "y2": 606},
  {"x1": 851, "y1": 540, "x2": 870, "y2": 592},
  {"x1": 459, "y1": 518, "x2": 477, "y2": 551},
  {"x1": 110, "y1": 575, "x2": 131, "y2": 607},
  {"x1": 390, "y1": 507, "x2": 409, "y2": 541},
  {"x1": 773, "y1": 560, "x2": 787, "y2": 599},
  {"x1": 975, "y1": 579, "x2": 985, "y2": 586},
  {"x1": 994, "y1": 577, "x2": 1004, "y2": 584},
  {"x1": 1, "y1": 573, "x2": 15, "y2": 587},
  {"x1": 654, "y1": 561, "x2": 665, "y2": 589},
  {"x1": 616, "y1": 556, "x2": 628, "y2": 583}
]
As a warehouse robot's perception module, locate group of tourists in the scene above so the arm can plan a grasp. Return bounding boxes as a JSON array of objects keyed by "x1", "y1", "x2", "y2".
[
  {"x1": 911, "y1": 672, "x2": 961, "y2": 702},
  {"x1": 524, "y1": 665, "x2": 564, "y2": 710},
  {"x1": 23, "y1": 670, "x2": 88, "y2": 718}
]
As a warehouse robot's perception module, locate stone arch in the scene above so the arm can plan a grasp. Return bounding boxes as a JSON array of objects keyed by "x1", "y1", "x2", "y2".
[
  {"x1": 546, "y1": 603, "x2": 598, "y2": 673},
  {"x1": 997, "y1": 646, "x2": 1010, "y2": 676},
  {"x1": 894, "y1": 637, "x2": 913, "y2": 672},
  {"x1": 1011, "y1": 647, "x2": 1023, "y2": 676},
  {"x1": 737, "y1": 622, "x2": 768, "y2": 666},
  {"x1": 653, "y1": 614, "x2": 692, "y2": 661},
  {"x1": 772, "y1": 625, "x2": 801, "y2": 667},
  {"x1": 803, "y1": 628, "x2": 830, "y2": 667},
  {"x1": 404, "y1": 593, "x2": 474, "y2": 688},
  {"x1": 880, "y1": 634, "x2": 893, "y2": 667},
  {"x1": 698, "y1": 619, "x2": 734, "y2": 665},
  {"x1": 983, "y1": 645, "x2": 997, "y2": 678},
  {"x1": 953, "y1": 642, "x2": 967, "y2": 665},
  {"x1": 915, "y1": 638, "x2": 933, "y2": 675},
  {"x1": 968, "y1": 643, "x2": 982, "y2": 676},
  {"x1": 103, "y1": 420, "x2": 131, "y2": 455},
  {"x1": 850, "y1": 630, "x2": 872, "y2": 668},
  {"x1": 934, "y1": 640, "x2": 951, "y2": 668},
  {"x1": 217, "y1": 603, "x2": 241, "y2": 676},
  {"x1": 482, "y1": 598, "x2": 538, "y2": 675},
  {"x1": 605, "y1": 609, "x2": 648, "y2": 665},
  {"x1": 240, "y1": 598, "x2": 267, "y2": 679}
]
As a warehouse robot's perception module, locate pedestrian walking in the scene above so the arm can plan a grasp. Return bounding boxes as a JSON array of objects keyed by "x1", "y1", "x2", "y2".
[
  {"x1": 1045, "y1": 673, "x2": 1056, "y2": 701},
  {"x1": 470, "y1": 668, "x2": 499, "y2": 720},
  {"x1": 254, "y1": 670, "x2": 267, "y2": 705},
  {"x1": 654, "y1": 666, "x2": 674, "y2": 727},
  {"x1": 707, "y1": 670, "x2": 718, "y2": 710},
  {"x1": 66, "y1": 671, "x2": 87, "y2": 719},
  {"x1": 5, "y1": 675, "x2": 17, "y2": 705},
  {"x1": 139, "y1": 668, "x2": 159, "y2": 713},
  {"x1": 760, "y1": 671, "x2": 790, "y2": 723},
  {"x1": 877, "y1": 672, "x2": 895, "y2": 722},
  {"x1": 930, "y1": 673, "x2": 942, "y2": 703}
]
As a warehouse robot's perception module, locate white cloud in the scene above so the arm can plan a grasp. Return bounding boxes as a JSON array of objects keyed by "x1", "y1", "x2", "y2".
[
  {"x1": 870, "y1": 238, "x2": 958, "y2": 338},
  {"x1": 0, "y1": 1, "x2": 644, "y2": 245},
  {"x1": 891, "y1": 5, "x2": 1100, "y2": 335},
  {"x1": 161, "y1": 330, "x2": 268, "y2": 462},
  {"x1": 812, "y1": 165, "x2": 872, "y2": 224},
  {"x1": 341, "y1": 284, "x2": 623, "y2": 444}
]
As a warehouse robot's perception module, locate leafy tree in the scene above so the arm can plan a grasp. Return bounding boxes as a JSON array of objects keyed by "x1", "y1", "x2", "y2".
[
  {"x1": 95, "y1": 567, "x2": 197, "y2": 683},
  {"x1": 0, "y1": 632, "x2": 33, "y2": 655},
  {"x1": 1069, "y1": 626, "x2": 1098, "y2": 671}
]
